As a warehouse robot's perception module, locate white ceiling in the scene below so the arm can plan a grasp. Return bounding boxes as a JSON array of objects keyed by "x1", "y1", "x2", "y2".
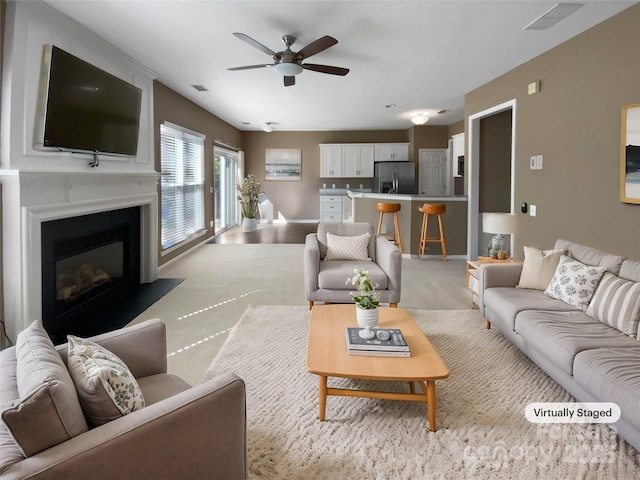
[{"x1": 43, "y1": 0, "x2": 636, "y2": 131}]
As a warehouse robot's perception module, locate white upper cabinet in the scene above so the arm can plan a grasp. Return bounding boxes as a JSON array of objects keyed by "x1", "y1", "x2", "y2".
[
  {"x1": 320, "y1": 144, "x2": 375, "y2": 178},
  {"x1": 342, "y1": 145, "x2": 374, "y2": 177},
  {"x1": 374, "y1": 143, "x2": 410, "y2": 162},
  {"x1": 320, "y1": 145, "x2": 343, "y2": 177}
]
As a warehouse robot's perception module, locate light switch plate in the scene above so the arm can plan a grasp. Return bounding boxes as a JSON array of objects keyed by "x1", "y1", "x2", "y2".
[
  {"x1": 530, "y1": 205, "x2": 537, "y2": 217},
  {"x1": 530, "y1": 156, "x2": 537, "y2": 169},
  {"x1": 536, "y1": 155, "x2": 543, "y2": 169}
]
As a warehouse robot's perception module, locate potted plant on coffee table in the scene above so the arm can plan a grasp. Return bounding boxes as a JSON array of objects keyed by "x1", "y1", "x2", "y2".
[
  {"x1": 347, "y1": 268, "x2": 380, "y2": 328},
  {"x1": 236, "y1": 174, "x2": 261, "y2": 232}
]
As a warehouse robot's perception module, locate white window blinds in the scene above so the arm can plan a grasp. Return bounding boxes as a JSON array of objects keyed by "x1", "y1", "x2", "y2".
[{"x1": 160, "y1": 122, "x2": 205, "y2": 250}]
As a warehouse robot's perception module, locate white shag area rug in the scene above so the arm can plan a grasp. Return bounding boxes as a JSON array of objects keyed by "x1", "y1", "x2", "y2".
[{"x1": 202, "y1": 305, "x2": 640, "y2": 479}]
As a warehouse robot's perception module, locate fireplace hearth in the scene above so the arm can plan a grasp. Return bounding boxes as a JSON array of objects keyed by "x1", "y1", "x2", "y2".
[{"x1": 41, "y1": 207, "x2": 141, "y2": 343}]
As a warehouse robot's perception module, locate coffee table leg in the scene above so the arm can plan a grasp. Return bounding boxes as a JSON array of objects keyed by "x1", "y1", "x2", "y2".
[
  {"x1": 426, "y1": 380, "x2": 436, "y2": 432},
  {"x1": 319, "y1": 376, "x2": 327, "y2": 421}
]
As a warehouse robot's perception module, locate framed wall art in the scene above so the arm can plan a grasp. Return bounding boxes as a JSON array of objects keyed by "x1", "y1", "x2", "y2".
[
  {"x1": 621, "y1": 103, "x2": 640, "y2": 204},
  {"x1": 265, "y1": 148, "x2": 302, "y2": 181}
]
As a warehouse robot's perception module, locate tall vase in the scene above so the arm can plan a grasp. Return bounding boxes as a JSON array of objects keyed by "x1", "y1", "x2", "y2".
[
  {"x1": 356, "y1": 305, "x2": 379, "y2": 328},
  {"x1": 241, "y1": 217, "x2": 257, "y2": 232}
]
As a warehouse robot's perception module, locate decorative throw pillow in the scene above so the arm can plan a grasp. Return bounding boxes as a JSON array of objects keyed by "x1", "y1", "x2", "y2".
[
  {"x1": 323, "y1": 232, "x2": 371, "y2": 261},
  {"x1": 516, "y1": 246, "x2": 564, "y2": 290},
  {"x1": 1, "y1": 320, "x2": 88, "y2": 457},
  {"x1": 585, "y1": 273, "x2": 640, "y2": 337},
  {"x1": 67, "y1": 335, "x2": 145, "y2": 427},
  {"x1": 544, "y1": 255, "x2": 606, "y2": 311}
]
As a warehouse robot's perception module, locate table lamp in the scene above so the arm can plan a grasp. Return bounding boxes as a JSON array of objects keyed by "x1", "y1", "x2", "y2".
[{"x1": 482, "y1": 212, "x2": 518, "y2": 258}]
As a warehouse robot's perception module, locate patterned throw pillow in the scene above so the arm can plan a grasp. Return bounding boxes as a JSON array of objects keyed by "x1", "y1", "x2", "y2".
[
  {"x1": 544, "y1": 255, "x2": 606, "y2": 311},
  {"x1": 67, "y1": 335, "x2": 145, "y2": 427},
  {"x1": 323, "y1": 232, "x2": 371, "y2": 261},
  {"x1": 585, "y1": 273, "x2": 640, "y2": 337}
]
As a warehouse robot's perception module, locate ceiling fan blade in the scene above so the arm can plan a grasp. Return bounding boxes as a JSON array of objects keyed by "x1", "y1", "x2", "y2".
[
  {"x1": 227, "y1": 64, "x2": 272, "y2": 71},
  {"x1": 233, "y1": 32, "x2": 276, "y2": 56},
  {"x1": 302, "y1": 64, "x2": 349, "y2": 76},
  {"x1": 284, "y1": 76, "x2": 296, "y2": 87},
  {"x1": 297, "y1": 36, "x2": 338, "y2": 59}
]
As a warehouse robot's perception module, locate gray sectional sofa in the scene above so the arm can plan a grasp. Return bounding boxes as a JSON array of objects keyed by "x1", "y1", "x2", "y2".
[{"x1": 478, "y1": 239, "x2": 640, "y2": 452}]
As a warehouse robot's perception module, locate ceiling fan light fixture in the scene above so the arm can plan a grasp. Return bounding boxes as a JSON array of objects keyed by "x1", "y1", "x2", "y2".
[
  {"x1": 273, "y1": 62, "x2": 303, "y2": 76},
  {"x1": 262, "y1": 123, "x2": 275, "y2": 133},
  {"x1": 411, "y1": 113, "x2": 429, "y2": 125}
]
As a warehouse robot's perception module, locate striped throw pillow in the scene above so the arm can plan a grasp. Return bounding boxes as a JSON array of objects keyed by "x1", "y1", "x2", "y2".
[{"x1": 585, "y1": 273, "x2": 640, "y2": 337}]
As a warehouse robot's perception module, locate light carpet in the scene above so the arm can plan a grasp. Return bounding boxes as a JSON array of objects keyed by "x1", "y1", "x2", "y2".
[{"x1": 203, "y1": 305, "x2": 640, "y2": 479}]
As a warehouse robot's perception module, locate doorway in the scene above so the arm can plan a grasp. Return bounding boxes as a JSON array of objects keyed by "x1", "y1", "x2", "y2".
[
  {"x1": 214, "y1": 147, "x2": 240, "y2": 234},
  {"x1": 467, "y1": 100, "x2": 517, "y2": 259},
  {"x1": 418, "y1": 149, "x2": 448, "y2": 196}
]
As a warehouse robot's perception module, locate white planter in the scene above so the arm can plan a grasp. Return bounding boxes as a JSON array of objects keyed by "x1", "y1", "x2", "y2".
[
  {"x1": 356, "y1": 305, "x2": 379, "y2": 328},
  {"x1": 241, "y1": 218, "x2": 258, "y2": 232}
]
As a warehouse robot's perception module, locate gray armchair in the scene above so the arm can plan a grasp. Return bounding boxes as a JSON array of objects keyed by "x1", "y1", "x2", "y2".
[
  {"x1": 0, "y1": 319, "x2": 247, "y2": 480},
  {"x1": 305, "y1": 222, "x2": 402, "y2": 309}
]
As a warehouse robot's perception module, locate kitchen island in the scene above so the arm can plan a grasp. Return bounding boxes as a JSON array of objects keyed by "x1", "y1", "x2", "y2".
[{"x1": 346, "y1": 191, "x2": 468, "y2": 257}]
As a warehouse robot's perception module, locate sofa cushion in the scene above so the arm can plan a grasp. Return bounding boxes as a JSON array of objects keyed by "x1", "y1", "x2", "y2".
[
  {"x1": 0, "y1": 348, "x2": 25, "y2": 472},
  {"x1": 1, "y1": 320, "x2": 88, "y2": 457},
  {"x1": 323, "y1": 232, "x2": 371, "y2": 261},
  {"x1": 620, "y1": 258, "x2": 640, "y2": 283},
  {"x1": 318, "y1": 261, "x2": 388, "y2": 290},
  {"x1": 516, "y1": 246, "x2": 564, "y2": 290},
  {"x1": 544, "y1": 255, "x2": 606, "y2": 311},
  {"x1": 573, "y1": 347, "x2": 640, "y2": 431},
  {"x1": 585, "y1": 273, "x2": 640, "y2": 337},
  {"x1": 483, "y1": 287, "x2": 578, "y2": 332},
  {"x1": 137, "y1": 374, "x2": 191, "y2": 406},
  {"x1": 67, "y1": 335, "x2": 146, "y2": 427},
  {"x1": 554, "y1": 239, "x2": 625, "y2": 275},
  {"x1": 514, "y1": 310, "x2": 640, "y2": 376}
]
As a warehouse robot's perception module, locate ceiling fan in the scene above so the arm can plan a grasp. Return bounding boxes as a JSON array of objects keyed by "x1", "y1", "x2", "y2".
[{"x1": 228, "y1": 33, "x2": 349, "y2": 87}]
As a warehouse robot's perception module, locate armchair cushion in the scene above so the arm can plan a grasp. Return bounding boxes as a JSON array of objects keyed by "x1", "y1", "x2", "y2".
[
  {"x1": 323, "y1": 232, "x2": 372, "y2": 261},
  {"x1": 1, "y1": 321, "x2": 88, "y2": 457},
  {"x1": 67, "y1": 335, "x2": 146, "y2": 427},
  {"x1": 318, "y1": 261, "x2": 388, "y2": 290}
]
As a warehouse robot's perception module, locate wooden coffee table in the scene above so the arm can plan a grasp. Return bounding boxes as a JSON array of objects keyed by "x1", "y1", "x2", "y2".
[{"x1": 306, "y1": 304, "x2": 449, "y2": 431}]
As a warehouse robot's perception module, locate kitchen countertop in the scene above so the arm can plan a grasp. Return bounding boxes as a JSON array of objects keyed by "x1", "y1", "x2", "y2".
[{"x1": 347, "y1": 191, "x2": 468, "y2": 202}]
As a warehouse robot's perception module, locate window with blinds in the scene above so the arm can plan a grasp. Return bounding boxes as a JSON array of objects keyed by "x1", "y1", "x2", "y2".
[{"x1": 160, "y1": 122, "x2": 205, "y2": 250}]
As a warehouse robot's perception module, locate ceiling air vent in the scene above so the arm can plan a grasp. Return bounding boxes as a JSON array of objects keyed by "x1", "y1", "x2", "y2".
[
  {"x1": 524, "y1": 3, "x2": 584, "y2": 30},
  {"x1": 191, "y1": 84, "x2": 209, "y2": 92},
  {"x1": 437, "y1": 110, "x2": 450, "y2": 115}
]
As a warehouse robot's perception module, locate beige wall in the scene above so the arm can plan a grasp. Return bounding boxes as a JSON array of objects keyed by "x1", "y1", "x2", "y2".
[
  {"x1": 466, "y1": 5, "x2": 640, "y2": 260},
  {"x1": 153, "y1": 81, "x2": 243, "y2": 265},
  {"x1": 241, "y1": 129, "x2": 452, "y2": 220}
]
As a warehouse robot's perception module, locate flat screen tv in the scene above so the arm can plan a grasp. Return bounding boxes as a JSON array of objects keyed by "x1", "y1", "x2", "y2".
[{"x1": 36, "y1": 45, "x2": 142, "y2": 157}]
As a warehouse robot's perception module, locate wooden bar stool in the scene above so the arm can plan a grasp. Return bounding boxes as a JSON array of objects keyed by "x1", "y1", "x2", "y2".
[
  {"x1": 418, "y1": 204, "x2": 447, "y2": 260},
  {"x1": 375, "y1": 203, "x2": 402, "y2": 253}
]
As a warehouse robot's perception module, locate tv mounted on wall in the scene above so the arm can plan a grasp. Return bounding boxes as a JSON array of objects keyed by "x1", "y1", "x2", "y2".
[{"x1": 35, "y1": 45, "x2": 142, "y2": 157}]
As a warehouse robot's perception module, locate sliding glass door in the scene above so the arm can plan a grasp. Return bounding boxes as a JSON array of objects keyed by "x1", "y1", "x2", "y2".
[{"x1": 214, "y1": 148, "x2": 239, "y2": 233}]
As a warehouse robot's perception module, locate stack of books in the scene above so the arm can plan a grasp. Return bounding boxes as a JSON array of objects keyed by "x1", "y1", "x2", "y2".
[{"x1": 345, "y1": 328, "x2": 410, "y2": 357}]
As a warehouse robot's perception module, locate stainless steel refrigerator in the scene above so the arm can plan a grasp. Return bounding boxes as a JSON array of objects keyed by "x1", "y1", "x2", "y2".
[{"x1": 373, "y1": 162, "x2": 416, "y2": 194}]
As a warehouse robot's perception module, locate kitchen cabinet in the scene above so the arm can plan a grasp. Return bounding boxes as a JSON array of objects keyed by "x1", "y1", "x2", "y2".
[
  {"x1": 451, "y1": 133, "x2": 465, "y2": 177},
  {"x1": 342, "y1": 145, "x2": 374, "y2": 177},
  {"x1": 320, "y1": 195, "x2": 343, "y2": 222},
  {"x1": 374, "y1": 143, "x2": 409, "y2": 162},
  {"x1": 320, "y1": 146, "x2": 343, "y2": 177}
]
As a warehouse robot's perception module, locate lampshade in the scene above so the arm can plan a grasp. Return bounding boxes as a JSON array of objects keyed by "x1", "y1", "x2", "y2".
[
  {"x1": 482, "y1": 213, "x2": 518, "y2": 235},
  {"x1": 411, "y1": 114, "x2": 429, "y2": 125},
  {"x1": 273, "y1": 62, "x2": 303, "y2": 76}
]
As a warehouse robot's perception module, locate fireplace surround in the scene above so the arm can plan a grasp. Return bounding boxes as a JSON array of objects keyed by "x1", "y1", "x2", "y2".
[{"x1": 41, "y1": 207, "x2": 142, "y2": 343}]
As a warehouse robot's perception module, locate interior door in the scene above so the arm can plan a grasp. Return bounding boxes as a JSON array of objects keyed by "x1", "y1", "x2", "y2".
[
  {"x1": 213, "y1": 147, "x2": 239, "y2": 233},
  {"x1": 419, "y1": 149, "x2": 447, "y2": 196}
]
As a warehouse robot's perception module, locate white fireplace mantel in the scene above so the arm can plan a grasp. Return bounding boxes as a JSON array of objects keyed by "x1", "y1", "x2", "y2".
[{"x1": 1, "y1": 170, "x2": 161, "y2": 342}]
